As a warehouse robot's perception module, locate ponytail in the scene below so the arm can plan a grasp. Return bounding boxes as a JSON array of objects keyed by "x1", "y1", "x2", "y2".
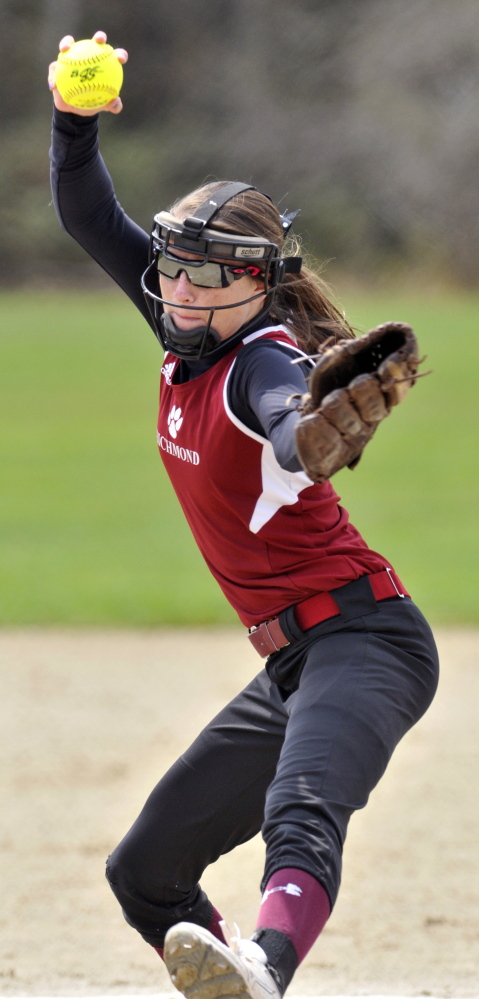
[{"x1": 270, "y1": 256, "x2": 354, "y2": 352}]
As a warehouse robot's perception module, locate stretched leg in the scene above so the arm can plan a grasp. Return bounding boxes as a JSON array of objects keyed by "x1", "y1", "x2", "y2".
[{"x1": 106, "y1": 668, "x2": 287, "y2": 947}]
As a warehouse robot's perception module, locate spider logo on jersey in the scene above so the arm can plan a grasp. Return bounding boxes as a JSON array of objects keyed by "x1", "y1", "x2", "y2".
[{"x1": 167, "y1": 405, "x2": 183, "y2": 439}]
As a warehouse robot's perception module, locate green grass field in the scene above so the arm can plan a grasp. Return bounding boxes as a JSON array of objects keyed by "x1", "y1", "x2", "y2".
[{"x1": 1, "y1": 287, "x2": 478, "y2": 625}]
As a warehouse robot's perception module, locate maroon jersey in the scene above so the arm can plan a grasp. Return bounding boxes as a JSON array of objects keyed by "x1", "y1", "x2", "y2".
[{"x1": 157, "y1": 325, "x2": 391, "y2": 627}]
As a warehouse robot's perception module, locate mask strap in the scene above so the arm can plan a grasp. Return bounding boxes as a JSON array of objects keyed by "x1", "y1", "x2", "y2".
[{"x1": 182, "y1": 182, "x2": 256, "y2": 240}]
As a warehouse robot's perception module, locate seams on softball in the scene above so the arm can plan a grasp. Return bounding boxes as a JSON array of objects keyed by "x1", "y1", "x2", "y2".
[{"x1": 55, "y1": 38, "x2": 123, "y2": 109}]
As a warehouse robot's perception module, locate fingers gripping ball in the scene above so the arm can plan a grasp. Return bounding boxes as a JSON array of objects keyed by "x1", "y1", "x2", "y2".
[
  {"x1": 294, "y1": 322, "x2": 422, "y2": 483},
  {"x1": 55, "y1": 39, "x2": 123, "y2": 109}
]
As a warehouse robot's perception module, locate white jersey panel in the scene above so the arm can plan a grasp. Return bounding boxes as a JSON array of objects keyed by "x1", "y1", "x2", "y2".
[
  {"x1": 250, "y1": 441, "x2": 313, "y2": 533},
  {"x1": 223, "y1": 344, "x2": 313, "y2": 534}
]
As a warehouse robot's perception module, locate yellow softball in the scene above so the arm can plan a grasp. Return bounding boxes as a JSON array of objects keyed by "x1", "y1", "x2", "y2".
[{"x1": 55, "y1": 38, "x2": 123, "y2": 109}]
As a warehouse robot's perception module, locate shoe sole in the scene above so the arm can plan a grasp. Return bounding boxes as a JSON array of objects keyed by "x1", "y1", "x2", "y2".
[{"x1": 164, "y1": 926, "x2": 251, "y2": 999}]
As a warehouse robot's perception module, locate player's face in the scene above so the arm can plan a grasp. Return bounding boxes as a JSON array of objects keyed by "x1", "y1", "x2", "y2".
[{"x1": 159, "y1": 248, "x2": 266, "y2": 341}]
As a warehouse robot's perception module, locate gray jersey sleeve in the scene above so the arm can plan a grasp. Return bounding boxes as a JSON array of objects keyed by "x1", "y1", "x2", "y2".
[{"x1": 229, "y1": 340, "x2": 311, "y2": 472}]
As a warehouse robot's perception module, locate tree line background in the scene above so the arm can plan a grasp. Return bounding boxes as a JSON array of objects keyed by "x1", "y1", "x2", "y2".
[{"x1": 1, "y1": 0, "x2": 478, "y2": 287}]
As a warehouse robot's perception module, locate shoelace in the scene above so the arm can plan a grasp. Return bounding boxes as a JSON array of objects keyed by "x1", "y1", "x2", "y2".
[
  {"x1": 219, "y1": 921, "x2": 267, "y2": 963},
  {"x1": 219, "y1": 920, "x2": 282, "y2": 998},
  {"x1": 219, "y1": 920, "x2": 242, "y2": 953}
]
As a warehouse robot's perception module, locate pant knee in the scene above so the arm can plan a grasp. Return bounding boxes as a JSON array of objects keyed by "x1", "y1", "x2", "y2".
[
  {"x1": 105, "y1": 844, "x2": 131, "y2": 905},
  {"x1": 105, "y1": 839, "x2": 176, "y2": 907},
  {"x1": 105, "y1": 840, "x2": 212, "y2": 946}
]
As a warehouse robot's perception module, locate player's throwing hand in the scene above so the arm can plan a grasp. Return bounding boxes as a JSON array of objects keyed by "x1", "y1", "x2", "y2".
[{"x1": 48, "y1": 30, "x2": 128, "y2": 115}]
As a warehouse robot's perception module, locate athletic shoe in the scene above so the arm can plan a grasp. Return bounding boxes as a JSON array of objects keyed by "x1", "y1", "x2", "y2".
[{"x1": 164, "y1": 921, "x2": 281, "y2": 999}]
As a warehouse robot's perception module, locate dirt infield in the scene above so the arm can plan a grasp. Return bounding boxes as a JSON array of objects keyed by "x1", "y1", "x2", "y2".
[{"x1": 0, "y1": 628, "x2": 477, "y2": 997}]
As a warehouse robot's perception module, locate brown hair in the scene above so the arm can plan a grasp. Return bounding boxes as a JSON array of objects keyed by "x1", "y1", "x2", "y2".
[{"x1": 170, "y1": 181, "x2": 355, "y2": 353}]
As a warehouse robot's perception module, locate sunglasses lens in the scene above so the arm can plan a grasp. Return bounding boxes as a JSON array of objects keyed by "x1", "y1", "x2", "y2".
[
  {"x1": 157, "y1": 253, "x2": 225, "y2": 288},
  {"x1": 157, "y1": 253, "x2": 264, "y2": 289}
]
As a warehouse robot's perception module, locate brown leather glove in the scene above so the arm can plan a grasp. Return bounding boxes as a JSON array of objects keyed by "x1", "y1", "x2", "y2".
[{"x1": 294, "y1": 322, "x2": 421, "y2": 483}]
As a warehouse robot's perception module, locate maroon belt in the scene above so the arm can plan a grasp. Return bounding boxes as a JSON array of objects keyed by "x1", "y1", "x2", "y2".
[{"x1": 248, "y1": 568, "x2": 409, "y2": 658}]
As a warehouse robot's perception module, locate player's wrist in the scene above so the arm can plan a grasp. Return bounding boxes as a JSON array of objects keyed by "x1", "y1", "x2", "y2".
[{"x1": 53, "y1": 104, "x2": 99, "y2": 123}]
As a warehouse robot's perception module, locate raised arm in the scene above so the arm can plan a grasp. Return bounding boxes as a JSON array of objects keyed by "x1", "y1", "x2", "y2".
[{"x1": 48, "y1": 32, "x2": 153, "y2": 327}]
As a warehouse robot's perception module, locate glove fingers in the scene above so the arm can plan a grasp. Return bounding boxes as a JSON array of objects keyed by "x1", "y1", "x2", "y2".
[
  {"x1": 377, "y1": 356, "x2": 416, "y2": 406},
  {"x1": 295, "y1": 411, "x2": 355, "y2": 483},
  {"x1": 293, "y1": 320, "x2": 422, "y2": 483},
  {"x1": 308, "y1": 322, "x2": 416, "y2": 404},
  {"x1": 320, "y1": 387, "x2": 365, "y2": 436},
  {"x1": 348, "y1": 373, "x2": 389, "y2": 422}
]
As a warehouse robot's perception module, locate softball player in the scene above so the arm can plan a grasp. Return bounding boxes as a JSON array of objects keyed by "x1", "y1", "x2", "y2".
[{"x1": 49, "y1": 34, "x2": 439, "y2": 999}]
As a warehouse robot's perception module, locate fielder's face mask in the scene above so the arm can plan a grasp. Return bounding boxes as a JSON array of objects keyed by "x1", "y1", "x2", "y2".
[{"x1": 141, "y1": 181, "x2": 302, "y2": 360}]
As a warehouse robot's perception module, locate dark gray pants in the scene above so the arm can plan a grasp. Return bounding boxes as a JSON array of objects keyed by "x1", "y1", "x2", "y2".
[{"x1": 106, "y1": 594, "x2": 439, "y2": 947}]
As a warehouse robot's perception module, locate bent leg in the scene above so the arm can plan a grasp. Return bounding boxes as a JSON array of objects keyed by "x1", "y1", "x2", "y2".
[
  {"x1": 106, "y1": 668, "x2": 287, "y2": 946},
  {"x1": 261, "y1": 599, "x2": 439, "y2": 907}
]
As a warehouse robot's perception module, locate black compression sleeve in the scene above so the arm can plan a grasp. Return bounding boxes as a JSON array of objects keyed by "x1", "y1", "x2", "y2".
[
  {"x1": 230, "y1": 341, "x2": 311, "y2": 473},
  {"x1": 49, "y1": 108, "x2": 153, "y2": 327}
]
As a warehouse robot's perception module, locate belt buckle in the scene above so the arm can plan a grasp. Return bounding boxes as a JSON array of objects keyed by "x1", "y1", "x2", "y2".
[{"x1": 248, "y1": 618, "x2": 289, "y2": 658}]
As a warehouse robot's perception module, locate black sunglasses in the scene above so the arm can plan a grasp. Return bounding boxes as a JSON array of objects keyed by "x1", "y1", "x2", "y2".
[{"x1": 157, "y1": 251, "x2": 263, "y2": 289}]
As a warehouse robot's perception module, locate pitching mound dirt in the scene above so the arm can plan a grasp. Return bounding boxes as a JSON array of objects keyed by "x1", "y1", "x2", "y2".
[{"x1": 0, "y1": 628, "x2": 477, "y2": 997}]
